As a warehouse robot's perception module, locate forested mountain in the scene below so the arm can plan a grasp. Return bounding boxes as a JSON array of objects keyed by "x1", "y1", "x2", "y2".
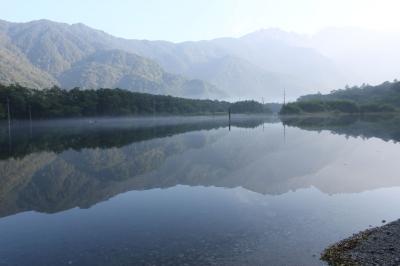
[
  {"x1": 0, "y1": 19, "x2": 347, "y2": 100},
  {"x1": 58, "y1": 49, "x2": 221, "y2": 98},
  {"x1": 3, "y1": 20, "x2": 398, "y2": 100},
  {"x1": 0, "y1": 20, "x2": 222, "y2": 99},
  {"x1": 113, "y1": 28, "x2": 346, "y2": 99},
  {"x1": 182, "y1": 55, "x2": 302, "y2": 100},
  {"x1": 0, "y1": 21, "x2": 58, "y2": 87}
]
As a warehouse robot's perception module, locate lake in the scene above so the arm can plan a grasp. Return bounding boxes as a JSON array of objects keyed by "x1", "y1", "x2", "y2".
[{"x1": 1, "y1": 115, "x2": 400, "y2": 266}]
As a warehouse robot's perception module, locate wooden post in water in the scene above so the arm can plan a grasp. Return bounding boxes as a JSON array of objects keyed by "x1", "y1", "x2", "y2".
[
  {"x1": 7, "y1": 97, "x2": 11, "y2": 152},
  {"x1": 153, "y1": 98, "x2": 155, "y2": 117},
  {"x1": 228, "y1": 107, "x2": 231, "y2": 131},
  {"x1": 283, "y1": 124, "x2": 286, "y2": 143},
  {"x1": 29, "y1": 104, "x2": 32, "y2": 136},
  {"x1": 7, "y1": 97, "x2": 11, "y2": 129},
  {"x1": 28, "y1": 104, "x2": 32, "y2": 121}
]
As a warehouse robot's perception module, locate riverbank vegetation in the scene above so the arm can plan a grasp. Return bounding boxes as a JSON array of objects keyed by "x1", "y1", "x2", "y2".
[
  {"x1": 0, "y1": 84, "x2": 273, "y2": 119},
  {"x1": 280, "y1": 80, "x2": 400, "y2": 115},
  {"x1": 230, "y1": 100, "x2": 272, "y2": 114},
  {"x1": 280, "y1": 100, "x2": 396, "y2": 115}
]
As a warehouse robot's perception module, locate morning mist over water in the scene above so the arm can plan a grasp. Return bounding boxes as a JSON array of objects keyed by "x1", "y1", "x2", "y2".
[{"x1": 1, "y1": 115, "x2": 400, "y2": 265}]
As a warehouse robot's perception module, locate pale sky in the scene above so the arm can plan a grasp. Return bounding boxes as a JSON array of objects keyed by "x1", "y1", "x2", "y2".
[{"x1": 1, "y1": 0, "x2": 400, "y2": 42}]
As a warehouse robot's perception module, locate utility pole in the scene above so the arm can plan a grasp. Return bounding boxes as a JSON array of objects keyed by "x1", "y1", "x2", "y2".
[{"x1": 283, "y1": 89, "x2": 286, "y2": 106}]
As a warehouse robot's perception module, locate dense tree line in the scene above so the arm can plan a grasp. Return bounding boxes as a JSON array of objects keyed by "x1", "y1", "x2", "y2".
[
  {"x1": 280, "y1": 100, "x2": 396, "y2": 115},
  {"x1": 280, "y1": 80, "x2": 400, "y2": 115},
  {"x1": 230, "y1": 100, "x2": 272, "y2": 114},
  {"x1": 299, "y1": 80, "x2": 400, "y2": 107},
  {"x1": 0, "y1": 85, "x2": 230, "y2": 119},
  {"x1": 0, "y1": 84, "x2": 273, "y2": 119}
]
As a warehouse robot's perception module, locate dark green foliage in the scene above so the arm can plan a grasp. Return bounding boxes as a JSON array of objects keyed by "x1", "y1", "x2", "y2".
[
  {"x1": 0, "y1": 103, "x2": 5, "y2": 119},
  {"x1": 0, "y1": 84, "x2": 271, "y2": 119},
  {"x1": 360, "y1": 104, "x2": 396, "y2": 113},
  {"x1": 230, "y1": 100, "x2": 272, "y2": 114},
  {"x1": 280, "y1": 100, "x2": 361, "y2": 114},
  {"x1": 280, "y1": 79, "x2": 400, "y2": 116},
  {"x1": 279, "y1": 103, "x2": 302, "y2": 115},
  {"x1": 325, "y1": 100, "x2": 359, "y2": 113},
  {"x1": 0, "y1": 84, "x2": 233, "y2": 119},
  {"x1": 297, "y1": 101, "x2": 326, "y2": 113},
  {"x1": 299, "y1": 80, "x2": 400, "y2": 109}
]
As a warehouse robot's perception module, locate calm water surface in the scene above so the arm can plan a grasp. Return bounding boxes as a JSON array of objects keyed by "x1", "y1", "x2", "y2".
[{"x1": 1, "y1": 115, "x2": 400, "y2": 265}]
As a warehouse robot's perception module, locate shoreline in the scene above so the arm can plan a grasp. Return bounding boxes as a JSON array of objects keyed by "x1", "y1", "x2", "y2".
[{"x1": 322, "y1": 219, "x2": 400, "y2": 265}]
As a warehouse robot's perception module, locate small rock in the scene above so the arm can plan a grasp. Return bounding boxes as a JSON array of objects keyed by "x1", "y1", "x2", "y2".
[{"x1": 382, "y1": 220, "x2": 386, "y2": 223}]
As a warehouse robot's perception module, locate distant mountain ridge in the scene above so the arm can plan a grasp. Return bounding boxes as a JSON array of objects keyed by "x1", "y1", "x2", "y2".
[
  {"x1": 112, "y1": 28, "x2": 346, "y2": 99},
  {"x1": 0, "y1": 19, "x2": 222, "y2": 99},
  {"x1": 0, "y1": 19, "x2": 365, "y2": 100}
]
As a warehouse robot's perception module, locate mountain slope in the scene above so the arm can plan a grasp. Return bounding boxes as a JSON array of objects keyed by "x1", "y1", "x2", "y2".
[
  {"x1": 4, "y1": 20, "x2": 114, "y2": 76},
  {"x1": 0, "y1": 21, "x2": 58, "y2": 88},
  {"x1": 185, "y1": 55, "x2": 306, "y2": 99},
  {"x1": 0, "y1": 20, "x2": 222, "y2": 98},
  {"x1": 0, "y1": 19, "x2": 348, "y2": 99},
  {"x1": 59, "y1": 49, "x2": 223, "y2": 98},
  {"x1": 116, "y1": 29, "x2": 346, "y2": 98},
  {"x1": 115, "y1": 37, "x2": 344, "y2": 99},
  {"x1": 0, "y1": 42, "x2": 58, "y2": 88}
]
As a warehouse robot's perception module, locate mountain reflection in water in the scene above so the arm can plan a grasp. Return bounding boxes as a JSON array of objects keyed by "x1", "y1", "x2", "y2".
[
  {"x1": 1, "y1": 115, "x2": 400, "y2": 265},
  {"x1": 1, "y1": 114, "x2": 400, "y2": 218}
]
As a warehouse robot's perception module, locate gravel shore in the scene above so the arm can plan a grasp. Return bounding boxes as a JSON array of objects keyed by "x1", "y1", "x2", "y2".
[{"x1": 322, "y1": 219, "x2": 400, "y2": 265}]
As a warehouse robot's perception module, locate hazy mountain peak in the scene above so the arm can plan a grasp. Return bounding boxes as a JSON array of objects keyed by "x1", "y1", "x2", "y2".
[
  {"x1": 241, "y1": 28, "x2": 309, "y2": 46},
  {"x1": 0, "y1": 18, "x2": 377, "y2": 99}
]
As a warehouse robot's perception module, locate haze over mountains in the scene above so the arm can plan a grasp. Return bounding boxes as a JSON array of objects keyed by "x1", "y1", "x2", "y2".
[{"x1": 0, "y1": 19, "x2": 399, "y2": 100}]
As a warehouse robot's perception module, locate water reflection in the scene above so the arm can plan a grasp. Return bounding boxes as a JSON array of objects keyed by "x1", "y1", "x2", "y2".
[
  {"x1": 0, "y1": 116, "x2": 275, "y2": 159},
  {"x1": 1, "y1": 115, "x2": 400, "y2": 218},
  {"x1": 0, "y1": 116, "x2": 277, "y2": 217},
  {"x1": 282, "y1": 114, "x2": 400, "y2": 142},
  {"x1": 1, "y1": 115, "x2": 400, "y2": 265}
]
